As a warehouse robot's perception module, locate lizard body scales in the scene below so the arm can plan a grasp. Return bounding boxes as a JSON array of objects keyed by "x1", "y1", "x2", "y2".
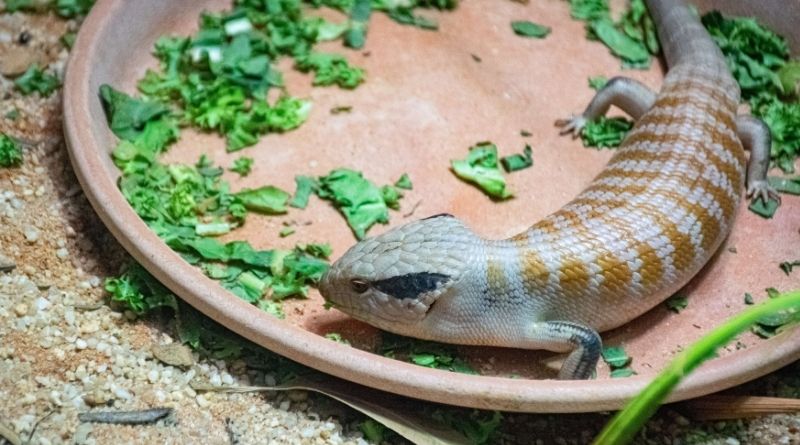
[{"x1": 319, "y1": 0, "x2": 778, "y2": 379}]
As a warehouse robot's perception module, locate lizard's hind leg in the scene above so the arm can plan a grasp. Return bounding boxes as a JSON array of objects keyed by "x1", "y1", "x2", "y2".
[
  {"x1": 526, "y1": 321, "x2": 602, "y2": 380},
  {"x1": 736, "y1": 115, "x2": 781, "y2": 204},
  {"x1": 556, "y1": 77, "x2": 656, "y2": 138}
]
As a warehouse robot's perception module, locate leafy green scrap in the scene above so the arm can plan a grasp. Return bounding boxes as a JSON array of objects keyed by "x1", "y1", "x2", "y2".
[
  {"x1": 451, "y1": 142, "x2": 513, "y2": 200},
  {"x1": 511, "y1": 20, "x2": 550, "y2": 39},
  {"x1": 316, "y1": 169, "x2": 400, "y2": 239},
  {"x1": 0, "y1": 134, "x2": 23, "y2": 167},
  {"x1": 500, "y1": 144, "x2": 533, "y2": 173},
  {"x1": 580, "y1": 116, "x2": 633, "y2": 148},
  {"x1": 14, "y1": 64, "x2": 60, "y2": 96}
]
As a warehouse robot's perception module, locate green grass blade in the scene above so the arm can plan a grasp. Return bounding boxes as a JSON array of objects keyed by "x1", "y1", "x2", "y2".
[{"x1": 594, "y1": 290, "x2": 800, "y2": 445}]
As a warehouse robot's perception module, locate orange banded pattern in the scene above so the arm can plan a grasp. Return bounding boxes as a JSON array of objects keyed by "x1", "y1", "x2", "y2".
[{"x1": 516, "y1": 66, "x2": 745, "y2": 314}]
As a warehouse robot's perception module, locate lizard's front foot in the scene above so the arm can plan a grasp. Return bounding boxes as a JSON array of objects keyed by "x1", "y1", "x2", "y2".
[
  {"x1": 747, "y1": 180, "x2": 781, "y2": 205},
  {"x1": 555, "y1": 114, "x2": 588, "y2": 139}
]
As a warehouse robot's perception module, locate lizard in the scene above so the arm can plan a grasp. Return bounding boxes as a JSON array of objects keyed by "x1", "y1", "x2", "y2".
[{"x1": 318, "y1": 0, "x2": 780, "y2": 379}]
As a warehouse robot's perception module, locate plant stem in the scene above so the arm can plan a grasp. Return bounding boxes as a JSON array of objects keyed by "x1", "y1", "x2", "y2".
[{"x1": 594, "y1": 290, "x2": 800, "y2": 445}]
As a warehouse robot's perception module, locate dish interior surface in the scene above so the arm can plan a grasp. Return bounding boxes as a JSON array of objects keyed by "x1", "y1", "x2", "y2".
[{"x1": 64, "y1": 0, "x2": 800, "y2": 412}]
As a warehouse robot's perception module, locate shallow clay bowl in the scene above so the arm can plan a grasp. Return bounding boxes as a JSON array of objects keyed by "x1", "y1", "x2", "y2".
[{"x1": 64, "y1": 0, "x2": 800, "y2": 412}]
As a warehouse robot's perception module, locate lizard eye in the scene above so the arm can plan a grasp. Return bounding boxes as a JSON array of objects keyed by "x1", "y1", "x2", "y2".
[{"x1": 350, "y1": 279, "x2": 370, "y2": 294}]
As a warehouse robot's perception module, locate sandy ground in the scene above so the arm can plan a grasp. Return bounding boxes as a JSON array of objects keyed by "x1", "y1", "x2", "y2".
[{"x1": 1, "y1": 7, "x2": 799, "y2": 445}]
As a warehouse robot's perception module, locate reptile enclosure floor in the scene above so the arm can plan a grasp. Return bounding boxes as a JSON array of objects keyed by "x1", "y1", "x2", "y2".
[{"x1": 63, "y1": 0, "x2": 800, "y2": 412}]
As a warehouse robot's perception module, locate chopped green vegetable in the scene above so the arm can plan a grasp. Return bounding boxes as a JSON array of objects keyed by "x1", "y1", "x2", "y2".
[
  {"x1": 229, "y1": 156, "x2": 253, "y2": 176},
  {"x1": 0, "y1": 134, "x2": 23, "y2": 168},
  {"x1": 702, "y1": 11, "x2": 789, "y2": 100},
  {"x1": 610, "y1": 368, "x2": 637, "y2": 378},
  {"x1": 61, "y1": 31, "x2": 77, "y2": 49},
  {"x1": 451, "y1": 142, "x2": 513, "y2": 200},
  {"x1": 235, "y1": 186, "x2": 290, "y2": 214},
  {"x1": 744, "y1": 293, "x2": 754, "y2": 305},
  {"x1": 55, "y1": 0, "x2": 95, "y2": 17},
  {"x1": 100, "y1": 84, "x2": 177, "y2": 146},
  {"x1": 394, "y1": 173, "x2": 413, "y2": 190},
  {"x1": 779, "y1": 260, "x2": 800, "y2": 275},
  {"x1": 500, "y1": 144, "x2": 533, "y2": 173},
  {"x1": 588, "y1": 75, "x2": 609, "y2": 90},
  {"x1": 279, "y1": 226, "x2": 296, "y2": 237},
  {"x1": 750, "y1": 288, "x2": 800, "y2": 338},
  {"x1": 568, "y1": 0, "x2": 658, "y2": 69},
  {"x1": 520, "y1": 129, "x2": 532, "y2": 137},
  {"x1": 568, "y1": 0, "x2": 608, "y2": 21},
  {"x1": 380, "y1": 332, "x2": 476, "y2": 374},
  {"x1": 779, "y1": 61, "x2": 800, "y2": 98},
  {"x1": 590, "y1": 19, "x2": 651, "y2": 68},
  {"x1": 665, "y1": 294, "x2": 689, "y2": 313},
  {"x1": 295, "y1": 52, "x2": 365, "y2": 89},
  {"x1": 431, "y1": 409, "x2": 502, "y2": 445},
  {"x1": 14, "y1": 64, "x2": 60, "y2": 96},
  {"x1": 748, "y1": 196, "x2": 779, "y2": 219},
  {"x1": 359, "y1": 419, "x2": 386, "y2": 443},
  {"x1": 289, "y1": 175, "x2": 318, "y2": 209},
  {"x1": 748, "y1": 94, "x2": 800, "y2": 174},
  {"x1": 316, "y1": 169, "x2": 399, "y2": 239},
  {"x1": 344, "y1": 0, "x2": 371, "y2": 49},
  {"x1": 324, "y1": 332, "x2": 350, "y2": 344},
  {"x1": 601, "y1": 346, "x2": 632, "y2": 369},
  {"x1": 511, "y1": 20, "x2": 550, "y2": 39},
  {"x1": 105, "y1": 263, "x2": 178, "y2": 314},
  {"x1": 581, "y1": 116, "x2": 633, "y2": 148},
  {"x1": 769, "y1": 175, "x2": 800, "y2": 194}
]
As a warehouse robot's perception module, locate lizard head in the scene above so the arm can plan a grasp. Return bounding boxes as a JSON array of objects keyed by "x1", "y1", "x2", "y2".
[{"x1": 319, "y1": 214, "x2": 480, "y2": 329}]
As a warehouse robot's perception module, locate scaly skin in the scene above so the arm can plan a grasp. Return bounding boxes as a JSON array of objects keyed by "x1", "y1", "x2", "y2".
[{"x1": 318, "y1": 0, "x2": 779, "y2": 379}]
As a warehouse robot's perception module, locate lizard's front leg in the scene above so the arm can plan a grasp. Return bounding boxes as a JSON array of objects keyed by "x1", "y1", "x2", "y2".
[
  {"x1": 527, "y1": 321, "x2": 602, "y2": 380},
  {"x1": 736, "y1": 115, "x2": 781, "y2": 204},
  {"x1": 556, "y1": 77, "x2": 657, "y2": 137}
]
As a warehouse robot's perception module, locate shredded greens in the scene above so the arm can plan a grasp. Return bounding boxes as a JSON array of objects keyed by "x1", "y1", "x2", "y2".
[
  {"x1": 380, "y1": 333, "x2": 476, "y2": 374},
  {"x1": 511, "y1": 20, "x2": 551, "y2": 39},
  {"x1": 14, "y1": 64, "x2": 61, "y2": 96},
  {"x1": 0, "y1": 134, "x2": 23, "y2": 168},
  {"x1": 580, "y1": 116, "x2": 634, "y2": 148},
  {"x1": 601, "y1": 345, "x2": 636, "y2": 378},
  {"x1": 315, "y1": 169, "x2": 404, "y2": 239},
  {"x1": 500, "y1": 144, "x2": 533, "y2": 173},
  {"x1": 567, "y1": 0, "x2": 659, "y2": 69},
  {"x1": 451, "y1": 142, "x2": 513, "y2": 200},
  {"x1": 229, "y1": 156, "x2": 254, "y2": 176}
]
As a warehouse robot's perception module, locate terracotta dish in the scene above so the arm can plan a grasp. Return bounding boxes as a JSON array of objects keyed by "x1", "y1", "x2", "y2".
[{"x1": 63, "y1": 0, "x2": 800, "y2": 412}]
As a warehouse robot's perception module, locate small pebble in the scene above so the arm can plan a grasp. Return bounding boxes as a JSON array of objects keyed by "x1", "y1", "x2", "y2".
[{"x1": 14, "y1": 303, "x2": 28, "y2": 317}]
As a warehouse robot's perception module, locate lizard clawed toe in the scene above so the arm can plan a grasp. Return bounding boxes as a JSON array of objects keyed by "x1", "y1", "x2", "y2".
[
  {"x1": 747, "y1": 180, "x2": 781, "y2": 205},
  {"x1": 555, "y1": 115, "x2": 587, "y2": 139}
]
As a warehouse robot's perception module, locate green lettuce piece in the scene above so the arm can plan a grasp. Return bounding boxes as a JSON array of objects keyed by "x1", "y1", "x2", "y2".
[
  {"x1": 590, "y1": 19, "x2": 651, "y2": 68},
  {"x1": 588, "y1": 75, "x2": 609, "y2": 90},
  {"x1": 14, "y1": 64, "x2": 60, "y2": 96},
  {"x1": 511, "y1": 20, "x2": 550, "y2": 39},
  {"x1": 500, "y1": 144, "x2": 533, "y2": 172},
  {"x1": 344, "y1": 0, "x2": 371, "y2": 49},
  {"x1": 289, "y1": 175, "x2": 319, "y2": 209},
  {"x1": 702, "y1": 11, "x2": 789, "y2": 99},
  {"x1": 581, "y1": 116, "x2": 634, "y2": 148},
  {"x1": 235, "y1": 186, "x2": 290, "y2": 214},
  {"x1": 105, "y1": 263, "x2": 178, "y2": 314},
  {"x1": 316, "y1": 168, "x2": 392, "y2": 239},
  {"x1": 295, "y1": 52, "x2": 365, "y2": 88},
  {"x1": 0, "y1": 134, "x2": 23, "y2": 168},
  {"x1": 394, "y1": 173, "x2": 413, "y2": 190},
  {"x1": 778, "y1": 61, "x2": 800, "y2": 98},
  {"x1": 451, "y1": 142, "x2": 512, "y2": 200},
  {"x1": 229, "y1": 156, "x2": 254, "y2": 176}
]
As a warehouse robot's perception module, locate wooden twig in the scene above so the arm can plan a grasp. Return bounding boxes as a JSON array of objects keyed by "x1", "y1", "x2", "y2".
[{"x1": 679, "y1": 395, "x2": 800, "y2": 420}]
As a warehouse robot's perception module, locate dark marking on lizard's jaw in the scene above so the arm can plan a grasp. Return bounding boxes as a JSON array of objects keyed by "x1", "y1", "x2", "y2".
[
  {"x1": 422, "y1": 213, "x2": 454, "y2": 220},
  {"x1": 371, "y1": 272, "x2": 451, "y2": 300}
]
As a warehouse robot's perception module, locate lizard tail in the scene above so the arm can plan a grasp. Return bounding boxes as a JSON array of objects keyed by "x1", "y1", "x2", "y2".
[{"x1": 645, "y1": 0, "x2": 726, "y2": 69}]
